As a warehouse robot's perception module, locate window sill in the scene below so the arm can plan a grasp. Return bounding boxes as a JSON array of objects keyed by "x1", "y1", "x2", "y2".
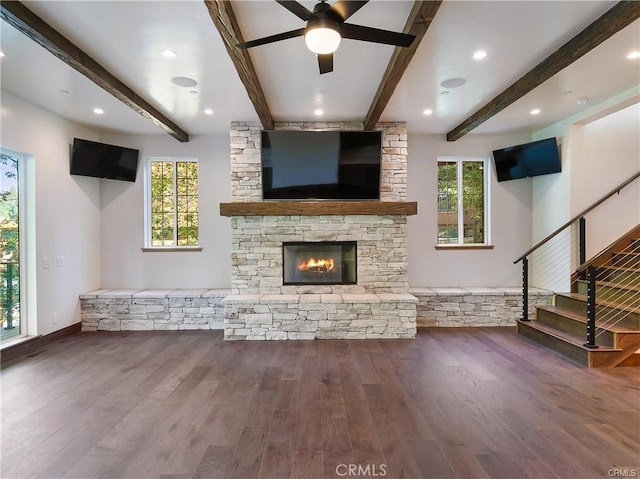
[
  {"x1": 141, "y1": 247, "x2": 203, "y2": 252},
  {"x1": 0, "y1": 334, "x2": 38, "y2": 351},
  {"x1": 435, "y1": 244, "x2": 494, "y2": 250}
]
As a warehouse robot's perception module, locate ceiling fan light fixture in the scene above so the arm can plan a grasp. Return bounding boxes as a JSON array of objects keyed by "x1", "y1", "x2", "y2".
[{"x1": 305, "y1": 21, "x2": 341, "y2": 54}]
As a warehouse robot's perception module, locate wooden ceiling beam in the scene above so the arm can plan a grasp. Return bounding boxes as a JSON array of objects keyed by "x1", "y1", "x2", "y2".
[
  {"x1": 364, "y1": 1, "x2": 442, "y2": 131},
  {"x1": 204, "y1": 0, "x2": 274, "y2": 130},
  {"x1": 446, "y1": 1, "x2": 640, "y2": 142},
  {"x1": 0, "y1": 1, "x2": 189, "y2": 142}
]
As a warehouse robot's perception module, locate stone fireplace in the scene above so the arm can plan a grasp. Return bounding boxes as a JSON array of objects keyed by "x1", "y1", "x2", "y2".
[
  {"x1": 220, "y1": 121, "x2": 418, "y2": 340},
  {"x1": 283, "y1": 241, "x2": 357, "y2": 285}
]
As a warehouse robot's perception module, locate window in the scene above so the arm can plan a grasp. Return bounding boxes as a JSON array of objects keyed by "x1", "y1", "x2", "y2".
[
  {"x1": 437, "y1": 157, "x2": 489, "y2": 245},
  {"x1": 1, "y1": 152, "x2": 22, "y2": 341},
  {"x1": 145, "y1": 158, "x2": 199, "y2": 248}
]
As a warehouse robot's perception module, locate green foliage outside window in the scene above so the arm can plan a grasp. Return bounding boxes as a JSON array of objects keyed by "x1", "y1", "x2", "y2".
[
  {"x1": 437, "y1": 159, "x2": 485, "y2": 244},
  {"x1": 1, "y1": 154, "x2": 20, "y2": 332},
  {"x1": 150, "y1": 160, "x2": 199, "y2": 246}
]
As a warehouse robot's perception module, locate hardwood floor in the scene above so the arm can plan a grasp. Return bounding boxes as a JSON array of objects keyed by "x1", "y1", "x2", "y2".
[{"x1": 1, "y1": 328, "x2": 638, "y2": 479}]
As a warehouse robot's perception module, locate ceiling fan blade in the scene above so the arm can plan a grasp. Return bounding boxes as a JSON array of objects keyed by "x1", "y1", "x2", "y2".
[
  {"x1": 317, "y1": 53, "x2": 334, "y2": 74},
  {"x1": 237, "y1": 28, "x2": 305, "y2": 49},
  {"x1": 275, "y1": 0, "x2": 313, "y2": 21},
  {"x1": 331, "y1": 1, "x2": 368, "y2": 21},
  {"x1": 341, "y1": 23, "x2": 415, "y2": 47}
]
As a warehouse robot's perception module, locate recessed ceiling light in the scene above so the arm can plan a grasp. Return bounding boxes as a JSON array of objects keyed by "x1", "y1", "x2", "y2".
[
  {"x1": 440, "y1": 78, "x2": 467, "y2": 88},
  {"x1": 162, "y1": 50, "x2": 177, "y2": 58},
  {"x1": 530, "y1": 109, "x2": 541, "y2": 115},
  {"x1": 423, "y1": 109, "x2": 433, "y2": 115},
  {"x1": 440, "y1": 91, "x2": 450, "y2": 96},
  {"x1": 473, "y1": 50, "x2": 487, "y2": 60},
  {"x1": 171, "y1": 76, "x2": 198, "y2": 88},
  {"x1": 627, "y1": 51, "x2": 640, "y2": 59},
  {"x1": 59, "y1": 89, "x2": 69, "y2": 95},
  {"x1": 93, "y1": 108, "x2": 104, "y2": 115},
  {"x1": 189, "y1": 90, "x2": 198, "y2": 96},
  {"x1": 314, "y1": 109, "x2": 324, "y2": 116},
  {"x1": 576, "y1": 97, "x2": 589, "y2": 106},
  {"x1": 562, "y1": 90, "x2": 573, "y2": 95},
  {"x1": 204, "y1": 108, "x2": 214, "y2": 115}
]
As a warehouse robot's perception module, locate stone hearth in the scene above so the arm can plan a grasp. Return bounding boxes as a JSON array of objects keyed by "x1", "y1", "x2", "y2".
[{"x1": 221, "y1": 121, "x2": 417, "y2": 340}]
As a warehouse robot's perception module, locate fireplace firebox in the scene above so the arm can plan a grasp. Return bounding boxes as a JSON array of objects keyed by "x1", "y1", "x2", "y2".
[{"x1": 283, "y1": 242, "x2": 357, "y2": 285}]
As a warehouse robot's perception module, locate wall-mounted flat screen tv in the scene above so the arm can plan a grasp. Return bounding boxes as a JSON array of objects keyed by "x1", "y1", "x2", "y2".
[
  {"x1": 492, "y1": 137, "x2": 561, "y2": 182},
  {"x1": 70, "y1": 138, "x2": 140, "y2": 182},
  {"x1": 261, "y1": 130, "x2": 382, "y2": 200}
]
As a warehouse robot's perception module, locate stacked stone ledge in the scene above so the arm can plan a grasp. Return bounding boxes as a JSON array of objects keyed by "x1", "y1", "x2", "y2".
[
  {"x1": 79, "y1": 287, "x2": 550, "y2": 333},
  {"x1": 80, "y1": 289, "x2": 229, "y2": 331},
  {"x1": 410, "y1": 287, "x2": 553, "y2": 327},
  {"x1": 223, "y1": 293, "x2": 417, "y2": 340}
]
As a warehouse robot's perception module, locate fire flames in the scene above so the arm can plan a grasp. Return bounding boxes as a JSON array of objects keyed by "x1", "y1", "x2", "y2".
[{"x1": 298, "y1": 257, "x2": 335, "y2": 273}]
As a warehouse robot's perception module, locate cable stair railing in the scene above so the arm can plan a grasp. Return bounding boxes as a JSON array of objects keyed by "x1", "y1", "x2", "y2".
[
  {"x1": 514, "y1": 171, "x2": 640, "y2": 365},
  {"x1": 576, "y1": 231, "x2": 640, "y2": 348}
]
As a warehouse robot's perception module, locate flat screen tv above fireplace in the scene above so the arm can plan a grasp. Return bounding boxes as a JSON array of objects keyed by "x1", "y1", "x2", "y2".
[{"x1": 261, "y1": 130, "x2": 382, "y2": 200}]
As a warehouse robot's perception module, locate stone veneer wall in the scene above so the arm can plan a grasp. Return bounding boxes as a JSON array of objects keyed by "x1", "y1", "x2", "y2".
[
  {"x1": 225, "y1": 121, "x2": 416, "y2": 339},
  {"x1": 230, "y1": 215, "x2": 408, "y2": 295},
  {"x1": 80, "y1": 289, "x2": 229, "y2": 331},
  {"x1": 411, "y1": 287, "x2": 553, "y2": 327},
  {"x1": 79, "y1": 287, "x2": 551, "y2": 331},
  {"x1": 223, "y1": 293, "x2": 418, "y2": 340},
  {"x1": 229, "y1": 121, "x2": 410, "y2": 297},
  {"x1": 230, "y1": 121, "x2": 407, "y2": 202}
]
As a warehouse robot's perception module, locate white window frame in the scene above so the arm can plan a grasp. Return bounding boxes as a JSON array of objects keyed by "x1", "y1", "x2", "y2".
[
  {"x1": 0, "y1": 147, "x2": 34, "y2": 342},
  {"x1": 437, "y1": 156, "x2": 491, "y2": 246},
  {"x1": 143, "y1": 157, "x2": 201, "y2": 250}
]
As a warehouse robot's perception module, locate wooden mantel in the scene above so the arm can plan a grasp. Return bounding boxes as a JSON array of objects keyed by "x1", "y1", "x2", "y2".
[{"x1": 219, "y1": 201, "x2": 418, "y2": 217}]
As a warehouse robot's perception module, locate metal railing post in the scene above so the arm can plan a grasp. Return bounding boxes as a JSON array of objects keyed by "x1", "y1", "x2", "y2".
[
  {"x1": 522, "y1": 257, "x2": 529, "y2": 321},
  {"x1": 584, "y1": 265, "x2": 598, "y2": 349},
  {"x1": 579, "y1": 217, "x2": 586, "y2": 279}
]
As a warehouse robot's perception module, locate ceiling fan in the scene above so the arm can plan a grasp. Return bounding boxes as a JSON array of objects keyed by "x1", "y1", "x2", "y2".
[{"x1": 236, "y1": 0, "x2": 416, "y2": 74}]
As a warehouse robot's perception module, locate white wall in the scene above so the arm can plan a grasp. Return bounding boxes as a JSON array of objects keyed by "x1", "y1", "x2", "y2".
[
  {"x1": 1, "y1": 90, "x2": 102, "y2": 335},
  {"x1": 533, "y1": 104, "x2": 640, "y2": 250},
  {"x1": 99, "y1": 133, "x2": 231, "y2": 289},
  {"x1": 407, "y1": 132, "x2": 533, "y2": 287},
  {"x1": 3, "y1": 87, "x2": 635, "y2": 335},
  {"x1": 571, "y1": 103, "x2": 640, "y2": 257},
  {"x1": 531, "y1": 96, "x2": 639, "y2": 290},
  {"x1": 103, "y1": 130, "x2": 538, "y2": 289}
]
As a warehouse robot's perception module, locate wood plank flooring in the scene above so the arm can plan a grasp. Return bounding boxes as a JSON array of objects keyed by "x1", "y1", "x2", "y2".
[{"x1": 1, "y1": 328, "x2": 638, "y2": 479}]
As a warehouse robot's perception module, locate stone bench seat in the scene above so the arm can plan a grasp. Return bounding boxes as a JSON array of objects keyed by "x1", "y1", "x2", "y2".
[
  {"x1": 222, "y1": 293, "x2": 418, "y2": 305},
  {"x1": 222, "y1": 293, "x2": 418, "y2": 341},
  {"x1": 80, "y1": 288, "x2": 231, "y2": 331},
  {"x1": 408, "y1": 287, "x2": 553, "y2": 327},
  {"x1": 80, "y1": 286, "x2": 553, "y2": 333}
]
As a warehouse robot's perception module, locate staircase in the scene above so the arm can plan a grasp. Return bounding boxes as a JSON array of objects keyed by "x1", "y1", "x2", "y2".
[{"x1": 517, "y1": 226, "x2": 640, "y2": 367}]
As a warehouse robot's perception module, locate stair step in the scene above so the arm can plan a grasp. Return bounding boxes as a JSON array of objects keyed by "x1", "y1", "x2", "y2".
[
  {"x1": 617, "y1": 353, "x2": 640, "y2": 367},
  {"x1": 596, "y1": 279, "x2": 640, "y2": 293},
  {"x1": 517, "y1": 319, "x2": 622, "y2": 367},
  {"x1": 596, "y1": 285, "x2": 640, "y2": 309},
  {"x1": 597, "y1": 266, "x2": 640, "y2": 285},
  {"x1": 555, "y1": 292, "x2": 640, "y2": 329},
  {"x1": 612, "y1": 251, "x2": 640, "y2": 266},
  {"x1": 558, "y1": 286, "x2": 640, "y2": 317},
  {"x1": 536, "y1": 305, "x2": 626, "y2": 346}
]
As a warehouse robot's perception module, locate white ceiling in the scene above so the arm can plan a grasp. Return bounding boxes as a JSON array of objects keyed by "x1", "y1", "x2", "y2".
[{"x1": 1, "y1": 1, "x2": 638, "y2": 139}]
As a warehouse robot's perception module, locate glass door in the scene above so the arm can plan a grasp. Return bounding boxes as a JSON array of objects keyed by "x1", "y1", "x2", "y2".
[{"x1": 1, "y1": 153, "x2": 21, "y2": 342}]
